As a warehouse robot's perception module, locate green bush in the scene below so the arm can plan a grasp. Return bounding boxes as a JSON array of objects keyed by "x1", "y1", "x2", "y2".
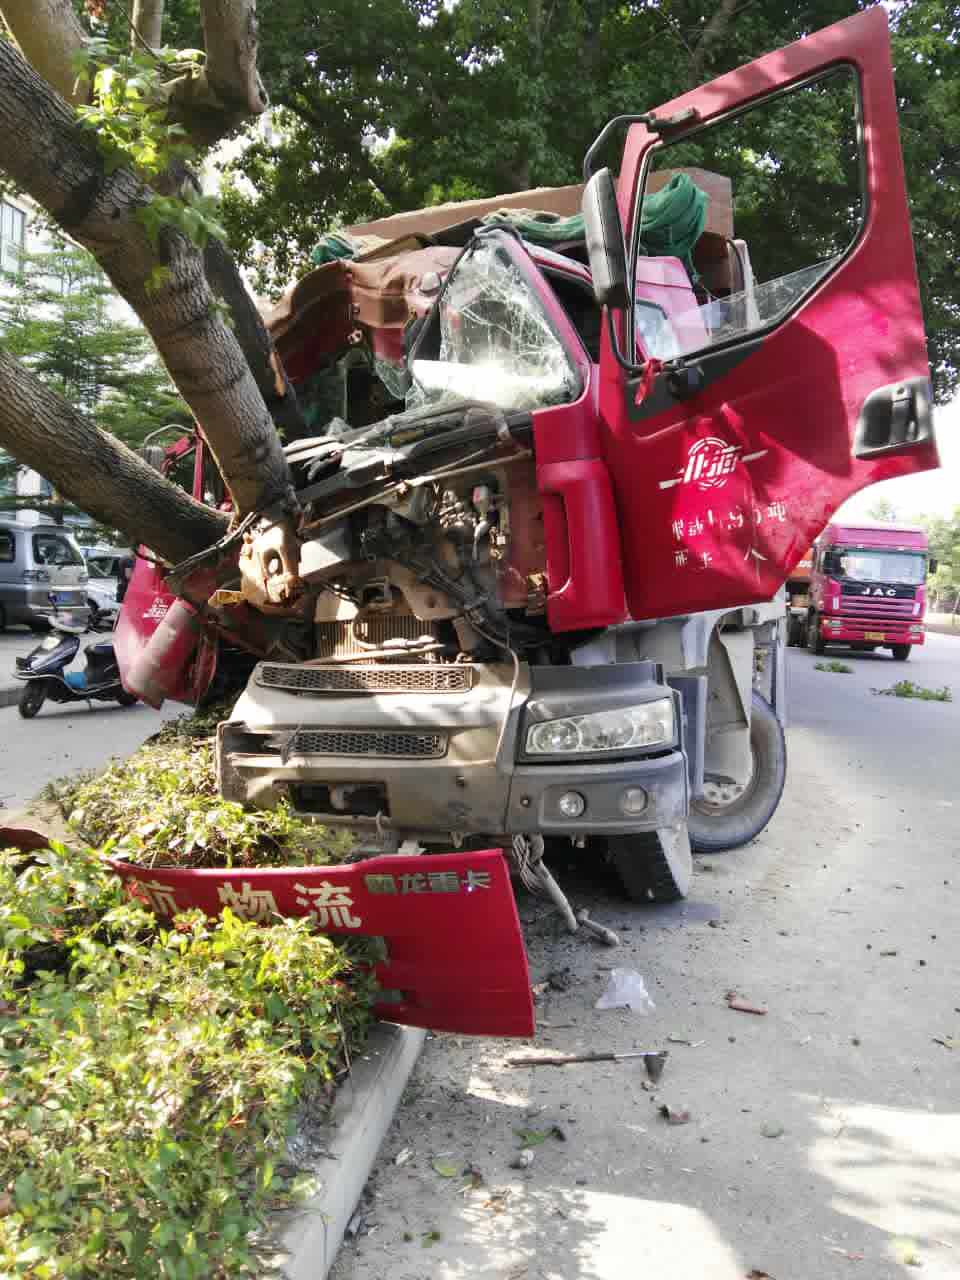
[
  {"x1": 0, "y1": 843, "x2": 375, "y2": 1278},
  {"x1": 52, "y1": 710, "x2": 352, "y2": 870}
]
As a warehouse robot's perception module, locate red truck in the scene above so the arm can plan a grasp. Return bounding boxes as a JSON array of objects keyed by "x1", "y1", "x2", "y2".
[
  {"x1": 114, "y1": 10, "x2": 938, "y2": 985},
  {"x1": 803, "y1": 520, "x2": 934, "y2": 661}
]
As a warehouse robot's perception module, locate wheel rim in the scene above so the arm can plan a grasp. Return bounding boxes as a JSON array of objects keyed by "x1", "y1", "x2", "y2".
[{"x1": 693, "y1": 749, "x2": 759, "y2": 818}]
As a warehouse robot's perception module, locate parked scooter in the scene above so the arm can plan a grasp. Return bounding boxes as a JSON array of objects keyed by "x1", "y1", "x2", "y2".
[{"x1": 14, "y1": 593, "x2": 138, "y2": 718}]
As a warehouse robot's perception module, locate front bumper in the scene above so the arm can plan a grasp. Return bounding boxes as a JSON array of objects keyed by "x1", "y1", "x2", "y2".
[
  {"x1": 819, "y1": 616, "x2": 924, "y2": 645},
  {"x1": 218, "y1": 660, "x2": 688, "y2": 842}
]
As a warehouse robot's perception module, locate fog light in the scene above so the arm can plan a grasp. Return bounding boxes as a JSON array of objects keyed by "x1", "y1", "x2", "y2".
[
  {"x1": 619, "y1": 787, "x2": 648, "y2": 816},
  {"x1": 558, "y1": 791, "x2": 586, "y2": 818}
]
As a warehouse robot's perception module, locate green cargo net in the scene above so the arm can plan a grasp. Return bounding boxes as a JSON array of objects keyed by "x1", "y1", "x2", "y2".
[{"x1": 481, "y1": 172, "x2": 709, "y2": 276}]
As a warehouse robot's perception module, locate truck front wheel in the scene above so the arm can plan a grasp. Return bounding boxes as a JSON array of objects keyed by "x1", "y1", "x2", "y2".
[
  {"x1": 688, "y1": 692, "x2": 787, "y2": 854},
  {"x1": 607, "y1": 826, "x2": 692, "y2": 903},
  {"x1": 806, "y1": 611, "x2": 826, "y2": 655},
  {"x1": 891, "y1": 644, "x2": 911, "y2": 661}
]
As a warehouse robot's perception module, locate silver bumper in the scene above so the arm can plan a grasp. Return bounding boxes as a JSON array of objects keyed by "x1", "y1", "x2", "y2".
[{"x1": 218, "y1": 660, "x2": 688, "y2": 842}]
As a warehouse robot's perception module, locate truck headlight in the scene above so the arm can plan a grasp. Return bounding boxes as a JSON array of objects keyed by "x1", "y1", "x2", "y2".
[{"x1": 525, "y1": 699, "x2": 675, "y2": 756}]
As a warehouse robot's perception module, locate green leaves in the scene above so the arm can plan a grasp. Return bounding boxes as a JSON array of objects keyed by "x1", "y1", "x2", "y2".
[
  {"x1": 0, "y1": 835, "x2": 375, "y2": 1277},
  {"x1": 56, "y1": 707, "x2": 352, "y2": 871}
]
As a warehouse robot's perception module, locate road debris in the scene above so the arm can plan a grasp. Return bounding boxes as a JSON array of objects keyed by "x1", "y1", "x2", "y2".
[
  {"x1": 761, "y1": 1121, "x2": 785, "y2": 1138},
  {"x1": 506, "y1": 1048, "x2": 667, "y2": 1081},
  {"x1": 658, "y1": 1103, "x2": 691, "y2": 1125},
  {"x1": 746, "y1": 1271, "x2": 776, "y2": 1278},
  {"x1": 879, "y1": 949, "x2": 899, "y2": 957},
  {"x1": 547, "y1": 967, "x2": 574, "y2": 992},
  {"x1": 510, "y1": 1148, "x2": 535, "y2": 1170},
  {"x1": 667, "y1": 1036, "x2": 705, "y2": 1047},
  {"x1": 421, "y1": 1230, "x2": 443, "y2": 1247},
  {"x1": 933, "y1": 1036, "x2": 956, "y2": 1049},
  {"x1": 576, "y1": 909, "x2": 620, "y2": 946},
  {"x1": 595, "y1": 968, "x2": 655, "y2": 1012},
  {"x1": 726, "y1": 991, "x2": 768, "y2": 1015},
  {"x1": 828, "y1": 1247, "x2": 865, "y2": 1261},
  {"x1": 394, "y1": 1147, "x2": 413, "y2": 1166}
]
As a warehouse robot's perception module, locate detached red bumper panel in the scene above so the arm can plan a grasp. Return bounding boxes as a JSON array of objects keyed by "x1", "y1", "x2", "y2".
[{"x1": 109, "y1": 848, "x2": 534, "y2": 1038}]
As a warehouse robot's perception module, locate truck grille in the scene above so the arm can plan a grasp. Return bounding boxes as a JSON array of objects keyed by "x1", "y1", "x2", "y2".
[
  {"x1": 290, "y1": 729, "x2": 447, "y2": 759},
  {"x1": 257, "y1": 663, "x2": 472, "y2": 695},
  {"x1": 839, "y1": 595, "x2": 915, "y2": 619}
]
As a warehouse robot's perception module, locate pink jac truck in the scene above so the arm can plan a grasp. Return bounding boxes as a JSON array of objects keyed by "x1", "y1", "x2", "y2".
[{"x1": 804, "y1": 520, "x2": 934, "y2": 660}]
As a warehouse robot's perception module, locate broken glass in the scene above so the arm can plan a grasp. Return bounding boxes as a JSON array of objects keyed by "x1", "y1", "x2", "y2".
[{"x1": 408, "y1": 237, "x2": 581, "y2": 413}]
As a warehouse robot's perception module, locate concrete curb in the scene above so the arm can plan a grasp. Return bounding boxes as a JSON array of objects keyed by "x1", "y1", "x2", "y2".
[{"x1": 262, "y1": 1023, "x2": 425, "y2": 1279}]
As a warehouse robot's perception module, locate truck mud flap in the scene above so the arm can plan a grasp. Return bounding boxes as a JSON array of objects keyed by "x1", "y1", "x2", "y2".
[{"x1": 106, "y1": 847, "x2": 534, "y2": 1038}]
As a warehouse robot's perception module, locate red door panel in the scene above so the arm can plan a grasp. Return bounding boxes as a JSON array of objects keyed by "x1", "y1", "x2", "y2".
[{"x1": 600, "y1": 7, "x2": 938, "y2": 621}]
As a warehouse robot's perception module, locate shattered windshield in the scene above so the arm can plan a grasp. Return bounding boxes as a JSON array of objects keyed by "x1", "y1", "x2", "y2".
[{"x1": 409, "y1": 237, "x2": 581, "y2": 412}]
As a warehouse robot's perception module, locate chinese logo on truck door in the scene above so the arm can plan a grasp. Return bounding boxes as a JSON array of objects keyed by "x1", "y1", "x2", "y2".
[{"x1": 660, "y1": 437, "x2": 769, "y2": 492}]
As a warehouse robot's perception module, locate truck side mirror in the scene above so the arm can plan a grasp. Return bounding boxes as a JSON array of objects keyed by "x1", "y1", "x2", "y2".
[
  {"x1": 582, "y1": 168, "x2": 629, "y2": 309},
  {"x1": 822, "y1": 551, "x2": 841, "y2": 575},
  {"x1": 928, "y1": 556, "x2": 938, "y2": 575}
]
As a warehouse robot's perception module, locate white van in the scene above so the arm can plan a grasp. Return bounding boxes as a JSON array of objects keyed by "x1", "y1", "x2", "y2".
[{"x1": 0, "y1": 520, "x2": 90, "y2": 631}]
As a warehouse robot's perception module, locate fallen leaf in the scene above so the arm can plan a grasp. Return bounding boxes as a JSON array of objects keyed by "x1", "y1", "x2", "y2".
[
  {"x1": 421, "y1": 1230, "x2": 442, "y2": 1247},
  {"x1": 432, "y1": 1159, "x2": 460, "y2": 1178},
  {"x1": 514, "y1": 1128, "x2": 552, "y2": 1146}
]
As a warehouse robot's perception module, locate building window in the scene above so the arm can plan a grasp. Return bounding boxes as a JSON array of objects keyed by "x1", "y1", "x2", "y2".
[{"x1": 0, "y1": 200, "x2": 26, "y2": 274}]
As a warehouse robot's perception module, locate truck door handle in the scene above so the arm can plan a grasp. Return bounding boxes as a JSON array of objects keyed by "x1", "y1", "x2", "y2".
[{"x1": 853, "y1": 376, "x2": 932, "y2": 458}]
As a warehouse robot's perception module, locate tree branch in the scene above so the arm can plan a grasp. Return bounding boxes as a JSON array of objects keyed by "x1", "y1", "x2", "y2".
[
  {"x1": 163, "y1": 0, "x2": 268, "y2": 146},
  {"x1": 131, "y1": 0, "x2": 165, "y2": 52},
  {"x1": 0, "y1": 0, "x2": 90, "y2": 106},
  {"x1": 0, "y1": 345, "x2": 228, "y2": 563},
  {"x1": 0, "y1": 35, "x2": 293, "y2": 522},
  {"x1": 689, "y1": 0, "x2": 740, "y2": 87}
]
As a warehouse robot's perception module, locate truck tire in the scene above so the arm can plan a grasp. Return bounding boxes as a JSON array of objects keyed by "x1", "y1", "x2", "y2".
[
  {"x1": 608, "y1": 826, "x2": 692, "y2": 902},
  {"x1": 891, "y1": 644, "x2": 911, "y2": 661},
  {"x1": 688, "y1": 692, "x2": 786, "y2": 854},
  {"x1": 806, "y1": 611, "x2": 825, "y2": 655},
  {"x1": 18, "y1": 681, "x2": 46, "y2": 719},
  {"x1": 786, "y1": 614, "x2": 803, "y2": 647}
]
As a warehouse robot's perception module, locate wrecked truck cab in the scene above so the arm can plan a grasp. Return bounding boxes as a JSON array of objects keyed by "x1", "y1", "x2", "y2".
[{"x1": 127, "y1": 9, "x2": 937, "y2": 925}]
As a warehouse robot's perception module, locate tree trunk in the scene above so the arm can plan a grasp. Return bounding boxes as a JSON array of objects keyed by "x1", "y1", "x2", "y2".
[
  {"x1": 689, "y1": 0, "x2": 739, "y2": 88},
  {"x1": 0, "y1": 347, "x2": 228, "y2": 564},
  {"x1": 132, "y1": 0, "x2": 165, "y2": 51},
  {"x1": 0, "y1": 36, "x2": 294, "y2": 523}
]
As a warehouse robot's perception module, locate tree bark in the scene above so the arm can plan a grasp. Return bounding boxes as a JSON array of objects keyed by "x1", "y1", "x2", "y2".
[
  {"x1": 203, "y1": 237, "x2": 308, "y2": 442},
  {"x1": 0, "y1": 347, "x2": 228, "y2": 563},
  {"x1": 162, "y1": 0, "x2": 268, "y2": 146},
  {"x1": 0, "y1": 36, "x2": 294, "y2": 522},
  {"x1": 0, "y1": 0, "x2": 89, "y2": 105},
  {"x1": 132, "y1": 0, "x2": 165, "y2": 51}
]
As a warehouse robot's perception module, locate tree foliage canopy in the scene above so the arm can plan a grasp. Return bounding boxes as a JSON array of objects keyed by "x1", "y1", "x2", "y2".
[{"x1": 208, "y1": 0, "x2": 959, "y2": 403}]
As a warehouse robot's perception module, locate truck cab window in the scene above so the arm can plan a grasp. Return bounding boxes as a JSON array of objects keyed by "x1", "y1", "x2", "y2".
[
  {"x1": 409, "y1": 236, "x2": 582, "y2": 412},
  {"x1": 633, "y1": 69, "x2": 862, "y2": 362},
  {"x1": 839, "y1": 549, "x2": 926, "y2": 585}
]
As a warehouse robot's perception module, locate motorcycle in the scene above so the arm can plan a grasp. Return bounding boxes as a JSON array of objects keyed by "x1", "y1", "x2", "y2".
[{"x1": 14, "y1": 593, "x2": 138, "y2": 718}]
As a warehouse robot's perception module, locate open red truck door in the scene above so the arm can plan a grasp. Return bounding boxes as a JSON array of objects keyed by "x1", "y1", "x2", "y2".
[{"x1": 596, "y1": 6, "x2": 938, "y2": 621}]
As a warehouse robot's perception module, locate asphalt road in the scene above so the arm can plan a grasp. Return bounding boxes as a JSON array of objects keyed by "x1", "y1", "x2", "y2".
[
  {"x1": 0, "y1": 625, "x2": 182, "y2": 814},
  {"x1": 332, "y1": 634, "x2": 960, "y2": 1280}
]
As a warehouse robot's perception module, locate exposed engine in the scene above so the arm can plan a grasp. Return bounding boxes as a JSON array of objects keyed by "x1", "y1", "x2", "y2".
[{"x1": 248, "y1": 398, "x2": 552, "y2": 667}]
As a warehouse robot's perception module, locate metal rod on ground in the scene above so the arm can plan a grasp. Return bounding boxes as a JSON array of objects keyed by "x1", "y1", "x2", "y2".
[{"x1": 507, "y1": 1049, "x2": 668, "y2": 1082}]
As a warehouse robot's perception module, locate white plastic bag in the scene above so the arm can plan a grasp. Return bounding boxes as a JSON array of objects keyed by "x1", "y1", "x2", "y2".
[{"x1": 595, "y1": 968, "x2": 656, "y2": 1013}]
